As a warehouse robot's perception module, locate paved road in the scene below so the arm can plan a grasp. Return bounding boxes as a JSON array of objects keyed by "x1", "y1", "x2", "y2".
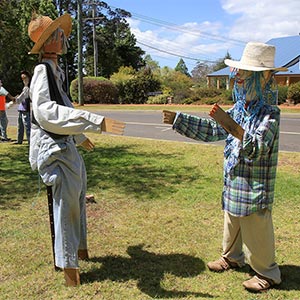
[{"x1": 6, "y1": 108, "x2": 300, "y2": 152}]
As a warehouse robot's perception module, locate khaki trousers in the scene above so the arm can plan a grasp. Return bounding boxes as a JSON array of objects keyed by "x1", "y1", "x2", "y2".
[{"x1": 222, "y1": 209, "x2": 281, "y2": 284}]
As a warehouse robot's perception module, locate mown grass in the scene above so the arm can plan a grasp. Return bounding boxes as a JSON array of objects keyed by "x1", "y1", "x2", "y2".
[{"x1": 1, "y1": 128, "x2": 300, "y2": 300}]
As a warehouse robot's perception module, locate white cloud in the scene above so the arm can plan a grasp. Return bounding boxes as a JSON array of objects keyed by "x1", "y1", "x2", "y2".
[
  {"x1": 221, "y1": 0, "x2": 300, "y2": 42},
  {"x1": 129, "y1": 17, "x2": 229, "y2": 63},
  {"x1": 126, "y1": 0, "x2": 300, "y2": 70}
]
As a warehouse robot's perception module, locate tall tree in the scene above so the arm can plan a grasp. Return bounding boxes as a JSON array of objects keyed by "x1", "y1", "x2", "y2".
[
  {"x1": 210, "y1": 51, "x2": 233, "y2": 89},
  {"x1": 175, "y1": 58, "x2": 190, "y2": 77},
  {"x1": 191, "y1": 62, "x2": 213, "y2": 87},
  {"x1": 144, "y1": 54, "x2": 161, "y2": 76},
  {"x1": 0, "y1": 0, "x2": 145, "y2": 92},
  {"x1": 83, "y1": 3, "x2": 145, "y2": 78},
  {"x1": 213, "y1": 51, "x2": 232, "y2": 72},
  {"x1": 161, "y1": 68, "x2": 193, "y2": 103},
  {"x1": 0, "y1": 0, "x2": 59, "y2": 93}
]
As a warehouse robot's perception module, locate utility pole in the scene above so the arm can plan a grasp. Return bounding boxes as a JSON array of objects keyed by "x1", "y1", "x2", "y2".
[
  {"x1": 92, "y1": 3, "x2": 98, "y2": 77},
  {"x1": 77, "y1": 0, "x2": 84, "y2": 105},
  {"x1": 86, "y1": 2, "x2": 102, "y2": 77}
]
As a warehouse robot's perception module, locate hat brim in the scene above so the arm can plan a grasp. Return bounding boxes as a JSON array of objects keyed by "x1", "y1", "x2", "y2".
[
  {"x1": 224, "y1": 59, "x2": 288, "y2": 72},
  {"x1": 29, "y1": 14, "x2": 72, "y2": 54}
]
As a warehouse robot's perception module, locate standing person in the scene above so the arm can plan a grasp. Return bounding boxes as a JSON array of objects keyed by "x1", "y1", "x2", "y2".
[
  {"x1": 0, "y1": 79, "x2": 15, "y2": 142},
  {"x1": 163, "y1": 42, "x2": 287, "y2": 292},
  {"x1": 14, "y1": 71, "x2": 32, "y2": 144},
  {"x1": 27, "y1": 13, "x2": 125, "y2": 286}
]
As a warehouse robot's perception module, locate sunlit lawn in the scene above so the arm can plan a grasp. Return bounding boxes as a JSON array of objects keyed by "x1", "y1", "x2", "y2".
[{"x1": 1, "y1": 127, "x2": 300, "y2": 300}]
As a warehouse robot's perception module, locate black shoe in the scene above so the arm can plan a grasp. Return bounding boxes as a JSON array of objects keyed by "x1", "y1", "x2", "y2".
[
  {"x1": 12, "y1": 141, "x2": 22, "y2": 144},
  {"x1": 1, "y1": 138, "x2": 11, "y2": 142}
]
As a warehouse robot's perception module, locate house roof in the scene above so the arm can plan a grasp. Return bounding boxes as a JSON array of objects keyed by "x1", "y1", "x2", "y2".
[
  {"x1": 277, "y1": 62, "x2": 300, "y2": 75},
  {"x1": 268, "y1": 35, "x2": 300, "y2": 68},
  {"x1": 208, "y1": 35, "x2": 300, "y2": 77}
]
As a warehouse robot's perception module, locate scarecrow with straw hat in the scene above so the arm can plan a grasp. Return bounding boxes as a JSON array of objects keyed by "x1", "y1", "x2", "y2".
[
  {"x1": 27, "y1": 13, "x2": 125, "y2": 286},
  {"x1": 163, "y1": 41, "x2": 288, "y2": 292}
]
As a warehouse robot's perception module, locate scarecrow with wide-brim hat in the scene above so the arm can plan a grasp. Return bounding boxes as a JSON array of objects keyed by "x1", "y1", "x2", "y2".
[
  {"x1": 28, "y1": 14, "x2": 72, "y2": 55},
  {"x1": 162, "y1": 41, "x2": 287, "y2": 292},
  {"x1": 27, "y1": 13, "x2": 125, "y2": 286}
]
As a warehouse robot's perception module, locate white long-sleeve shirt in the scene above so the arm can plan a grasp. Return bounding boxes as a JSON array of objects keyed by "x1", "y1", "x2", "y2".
[{"x1": 29, "y1": 59, "x2": 104, "y2": 170}]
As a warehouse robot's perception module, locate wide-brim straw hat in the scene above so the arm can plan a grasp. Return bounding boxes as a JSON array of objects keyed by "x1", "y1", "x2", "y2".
[
  {"x1": 224, "y1": 42, "x2": 288, "y2": 72},
  {"x1": 28, "y1": 13, "x2": 72, "y2": 54}
]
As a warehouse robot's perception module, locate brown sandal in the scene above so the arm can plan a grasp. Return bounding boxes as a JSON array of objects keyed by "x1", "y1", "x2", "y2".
[
  {"x1": 243, "y1": 275, "x2": 273, "y2": 292},
  {"x1": 207, "y1": 257, "x2": 239, "y2": 272}
]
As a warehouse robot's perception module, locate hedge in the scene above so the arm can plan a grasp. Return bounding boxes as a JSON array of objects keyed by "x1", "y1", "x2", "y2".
[{"x1": 70, "y1": 77, "x2": 118, "y2": 104}]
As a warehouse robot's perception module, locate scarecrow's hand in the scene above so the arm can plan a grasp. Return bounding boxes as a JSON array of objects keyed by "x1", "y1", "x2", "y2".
[
  {"x1": 101, "y1": 118, "x2": 125, "y2": 135},
  {"x1": 163, "y1": 110, "x2": 176, "y2": 124},
  {"x1": 80, "y1": 137, "x2": 95, "y2": 151},
  {"x1": 209, "y1": 104, "x2": 219, "y2": 117}
]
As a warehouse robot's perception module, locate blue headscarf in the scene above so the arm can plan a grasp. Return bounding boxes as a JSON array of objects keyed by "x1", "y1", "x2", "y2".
[{"x1": 224, "y1": 69, "x2": 276, "y2": 174}]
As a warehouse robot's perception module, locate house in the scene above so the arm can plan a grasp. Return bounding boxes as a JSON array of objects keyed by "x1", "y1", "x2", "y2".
[{"x1": 207, "y1": 35, "x2": 300, "y2": 89}]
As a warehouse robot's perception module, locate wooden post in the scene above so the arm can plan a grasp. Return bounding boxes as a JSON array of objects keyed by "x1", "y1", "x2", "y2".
[
  {"x1": 47, "y1": 186, "x2": 60, "y2": 271},
  {"x1": 77, "y1": 0, "x2": 84, "y2": 106}
]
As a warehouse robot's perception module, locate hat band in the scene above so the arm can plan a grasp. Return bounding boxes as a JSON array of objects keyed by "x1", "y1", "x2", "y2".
[{"x1": 240, "y1": 56, "x2": 275, "y2": 68}]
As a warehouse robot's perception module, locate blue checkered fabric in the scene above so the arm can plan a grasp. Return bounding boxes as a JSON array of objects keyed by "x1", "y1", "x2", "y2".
[{"x1": 173, "y1": 104, "x2": 280, "y2": 216}]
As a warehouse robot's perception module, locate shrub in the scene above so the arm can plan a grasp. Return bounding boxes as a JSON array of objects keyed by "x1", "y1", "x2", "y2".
[
  {"x1": 287, "y1": 82, "x2": 300, "y2": 104},
  {"x1": 161, "y1": 70, "x2": 193, "y2": 104},
  {"x1": 147, "y1": 94, "x2": 169, "y2": 104},
  {"x1": 182, "y1": 94, "x2": 202, "y2": 104},
  {"x1": 194, "y1": 87, "x2": 223, "y2": 98},
  {"x1": 115, "y1": 69, "x2": 161, "y2": 104},
  {"x1": 172, "y1": 88, "x2": 193, "y2": 104},
  {"x1": 182, "y1": 97, "x2": 196, "y2": 105},
  {"x1": 277, "y1": 85, "x2": 288, "y2": 105},
  {"x1": 70, "y1": 77, "x2": 118, "y2": 104},
  {"x1": 221, "y1": 89, "x2": 233, "y2": 101}
]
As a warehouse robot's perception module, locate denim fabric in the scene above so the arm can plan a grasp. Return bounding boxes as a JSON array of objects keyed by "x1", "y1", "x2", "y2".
[
  {"x1": 17, "y1": 111, "x2": 31, "y2": 143},
  {"x1": 38, "y1": 135, "x2": 87, "y2": 268},
  {"x1": 0, "y1": 110, "x2": 8, "y2": 139}
]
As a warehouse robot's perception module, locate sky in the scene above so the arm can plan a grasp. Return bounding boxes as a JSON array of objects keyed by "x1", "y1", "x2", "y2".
[{"x1": 107, "y1": 0, "x2": 300, "y2": 72}]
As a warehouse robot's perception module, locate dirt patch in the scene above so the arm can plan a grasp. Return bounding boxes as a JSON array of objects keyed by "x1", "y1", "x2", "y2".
[{"x1": 278, "y1": 154, "x2": 300, "y2": 173}]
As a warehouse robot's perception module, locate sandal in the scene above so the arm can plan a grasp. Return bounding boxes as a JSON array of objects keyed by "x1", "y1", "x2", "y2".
[{"x1": 243, "y1": 275, "x2": 273, "y2": 292}]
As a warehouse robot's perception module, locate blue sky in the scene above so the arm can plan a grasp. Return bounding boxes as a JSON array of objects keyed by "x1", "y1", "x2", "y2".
[{"x1": 107, "y1": 0, "x2": 300, "y2": 72}]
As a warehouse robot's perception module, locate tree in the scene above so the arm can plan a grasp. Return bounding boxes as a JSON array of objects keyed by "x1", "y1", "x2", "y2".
[
  {"x1": 175, "y1": 58, "x2": 190, "y2": 77},
  {"x1": 83, "y1": 2, "x2": 145, "y2": 78},
  {"x1": 191, "y1": 62, "x2": 213, "y2": 87},
  {"x1": 213, "y1": 51, "x2": 231, "y2": 72},
  {"x1": 144, "y1": 55, "x2": 161, "y2": 75},
  {"x1": 110, "y1": 66, "x2": 161, "y2": 104},
  {"x1": 210, "y1": 52, "x2": 232, "y2": 89},
  {"x1": 0, "y1": 0, "x2": 58, "y2": 94},
  {"x1": 161, "y1": 69, "x2": 193, "y2": 103},
  {"x1": 0, "y1": 0, "x2": 145, "y2": 94},
  {"x1": 191, "y1": 52, "x2": 232, "y2": 89}
]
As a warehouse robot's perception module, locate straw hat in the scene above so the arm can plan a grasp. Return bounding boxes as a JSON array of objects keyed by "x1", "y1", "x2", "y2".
[
  {"x1": 28, "y1": 13, "x2": 72, "y2": 54},
  {"x1": 224, "y1": 42, "x2": 288, "y2": 72}
]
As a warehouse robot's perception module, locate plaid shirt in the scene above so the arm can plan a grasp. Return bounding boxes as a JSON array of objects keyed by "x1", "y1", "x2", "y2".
[{"x1": 173, "y1": 104, "x2": 280, "y2": 217}]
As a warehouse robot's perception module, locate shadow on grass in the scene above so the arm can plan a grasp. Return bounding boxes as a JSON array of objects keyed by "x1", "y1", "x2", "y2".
[
  {"x1": 1, "y1": 142, "x2": 205, "y2": 208},
  {"x1": 0, "y1": 145, "x2": 38, "y2": 209},
  {"x1": 277, "y1": 265, "x2": 300, "y2": 291},
  {"x1": 81, "y1": 144, "x2": 204, "y2": 201},
  {"x1": 82, "y1": 244, "x2": 214, "y2": 298}
]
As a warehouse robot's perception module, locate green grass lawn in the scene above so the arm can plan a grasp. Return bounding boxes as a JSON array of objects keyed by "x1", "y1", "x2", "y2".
[{"x1": 1, "y1": 129, "x2": 300, "y2": 300}]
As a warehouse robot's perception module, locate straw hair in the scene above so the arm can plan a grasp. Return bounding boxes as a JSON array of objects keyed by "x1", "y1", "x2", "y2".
[
  {"x1": 225, "y1": 42, "x2": 288, "y2": 72},
  {"x1": 28, "y1": 13, "x2": 72, "y2": 54}
]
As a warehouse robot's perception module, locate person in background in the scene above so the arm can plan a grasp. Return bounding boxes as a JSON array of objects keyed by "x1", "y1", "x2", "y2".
[
  {"x1": 28, "y1": 13, "x2": 125, "y2": 286},
  {"x1": 14, "y1": 71, "x2": 32, "y2": 144},
  {"x1": 163, "y1": 42, "x2": 287, "y2": 292},
  {"x1": 0, "y1": 79, "x2": 15, "y2": 142}
]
